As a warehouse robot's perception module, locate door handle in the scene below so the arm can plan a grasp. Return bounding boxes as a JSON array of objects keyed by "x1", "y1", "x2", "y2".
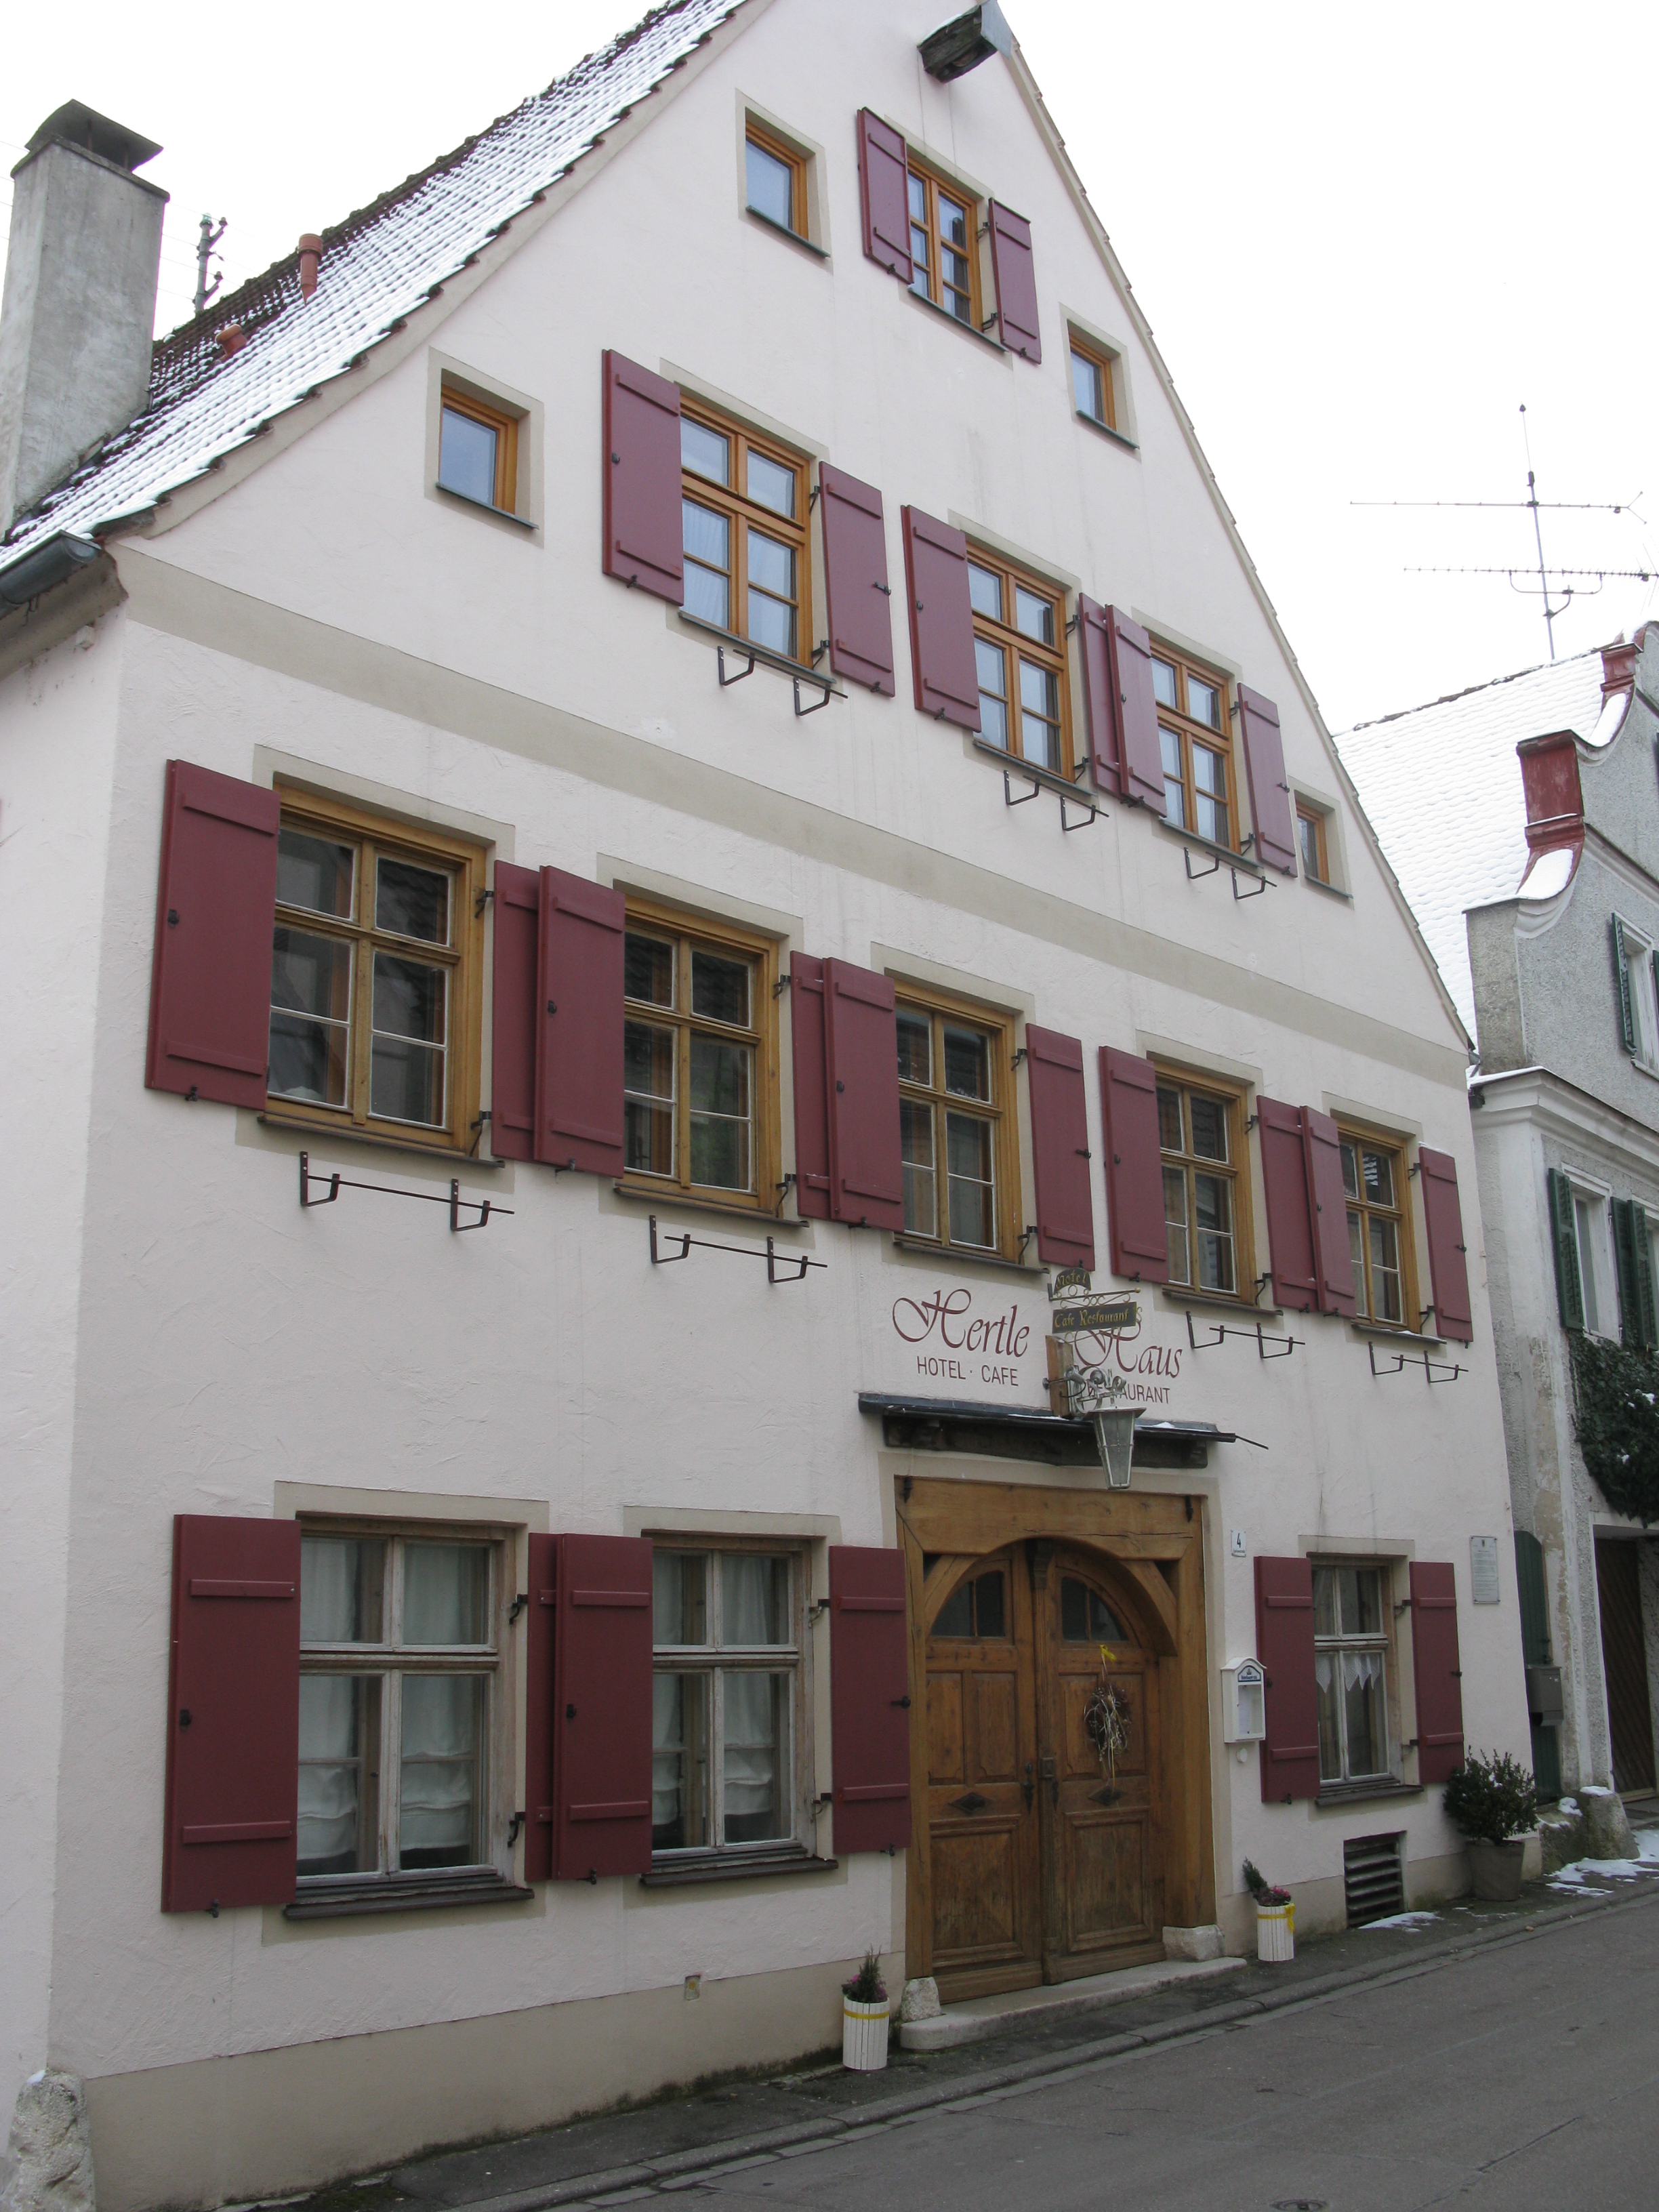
[
  {"x1": 1040, "y1": 1754, "x2": 1058, "y2": 1806},
  {"x1": 1022, "y1": 1761, "x2": 1034, "y2": 1812}
]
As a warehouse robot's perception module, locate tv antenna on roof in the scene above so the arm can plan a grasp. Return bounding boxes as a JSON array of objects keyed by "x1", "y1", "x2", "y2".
[
  {"x1": 1352, "y1": 405, "x2": 1650, "y2": 661},
  {"x1": 194, "y1": 214, "x2": 227, "y2": 319}
]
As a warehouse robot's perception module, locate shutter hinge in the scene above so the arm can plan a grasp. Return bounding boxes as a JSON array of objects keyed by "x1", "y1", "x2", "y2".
[
  {"x1": 506, "y1": 1592, "x2": 528, "y2": 1626},
  {"x1": 772, "y1": 971, "x2": 792, "y2": 996},
  {"x1": 507, "y1": 1811, "x2": 525, "y2": 1847},
  {"x1": 1010, "y1": 1046, "x2": 1028, "y2": 1067},
  {"x1": 474, "y1": 885, "x2": 495, "y2": 916}
]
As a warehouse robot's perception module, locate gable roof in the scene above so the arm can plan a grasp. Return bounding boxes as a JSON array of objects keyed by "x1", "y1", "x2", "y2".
[
  {"x1": 1334, "y1": 651, "x2": 1605, "y2": 1038},
  {"x1": 0, "y1": 0, "x2": 747, "y2": 574}
]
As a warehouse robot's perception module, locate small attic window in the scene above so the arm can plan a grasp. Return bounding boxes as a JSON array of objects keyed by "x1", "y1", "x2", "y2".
[
  {"x1": 745, "y1": 124, "x2": 805, "y2": 238},
  {"x1": 438, "y1": 385, "x2": 519, "y2": 514}
]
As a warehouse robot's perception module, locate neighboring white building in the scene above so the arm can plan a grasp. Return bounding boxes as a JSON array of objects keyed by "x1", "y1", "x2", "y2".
[
  {"x1": 1, "y1": 5, "x2": 1528, "y2": 2206},
  {"x1": 1341, "y1": 638, "x2": 1659, "y2": 1808}
]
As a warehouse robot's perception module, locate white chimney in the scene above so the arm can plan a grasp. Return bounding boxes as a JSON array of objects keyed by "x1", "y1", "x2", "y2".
[{"x1": 0, "y1": 102, "x2": 167, "y2": 532}]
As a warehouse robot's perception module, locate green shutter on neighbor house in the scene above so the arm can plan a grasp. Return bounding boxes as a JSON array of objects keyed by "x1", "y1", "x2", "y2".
[
  {"x1": 1613, "y1": 1197, "x2": 1642, "y2": 1347},
  {"x1": 1612, "y1": 915, "x2": 1637, "y2": 1052},
  {"x1": 1634, "y1": 1202, "x2": 1658, "y2": 1349},
  {"x1": 1513, "y1": 1532, "x2": 1563, "y2": 1802},
  {"x1": 1548, "y1": 1168, "x2": 1585, "y2": 1332}
]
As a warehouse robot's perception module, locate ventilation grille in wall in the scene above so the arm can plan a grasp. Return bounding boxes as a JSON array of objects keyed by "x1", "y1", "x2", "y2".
[{"x1": 1344, "y1": 1832, "x2": 1405, "y2": 1925}]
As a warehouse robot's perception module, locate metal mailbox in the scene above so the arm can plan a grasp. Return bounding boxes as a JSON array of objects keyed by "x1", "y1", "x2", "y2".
[{"x1": 1526, "y1": 1663, "x2": 1563, "y2": 1724}]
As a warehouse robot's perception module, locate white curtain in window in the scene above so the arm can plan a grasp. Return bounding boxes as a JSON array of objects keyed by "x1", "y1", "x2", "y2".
[
  {"x1": 301, "y1": 1540, "x2": 359, "y2": 1643},
  {"x1": 403, "y1": 1544, "x2": 487, "y2": 1645},
  {"x1": 653, "y1": 1674, "x2": 685, "y2": 1828},
  {"x1": 723, "y1": 1555, "x2": 781, "y2": 1645},
  {"x1": 298, "y1": 1675, "x2": 360, "y2": 1862},
  {"x1": 722, "y1": 1671, "x2": 785, "y2": 1842},
  {"x1": 399, "y1": 1675, "x2": 479, "y2": 1858}
]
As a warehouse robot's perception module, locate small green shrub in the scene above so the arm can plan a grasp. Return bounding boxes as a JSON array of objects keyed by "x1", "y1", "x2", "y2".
[
  {"x1": 1443, "y1": 1748, "x2": 1538, "y2": 1844},
  {"x1": 842, "y1": 1949, "x2": 886, "y2": 2004},
  {"x1": 1242, "y1": 1857, "x2": 1291, "y2": 1908},
  {"x1": 1569, "y1": 1333, "x2": 1659, "y2": 1525}
]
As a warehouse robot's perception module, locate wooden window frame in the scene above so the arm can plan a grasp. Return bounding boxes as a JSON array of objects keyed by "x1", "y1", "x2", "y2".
[
  {"x1": 1154, "y1": 1063, "x2": 1255, "y2": 1300},
  {"x1": 1150, "y1": 643, "x2": 1236, "y2": 853},
  {"x1": 438, "y1": 384, "x2": 519, "y2": 514},
  {"x1": 621, "y1": 898, "x2": 780, "y2": 1216},
  {"x1": 966, "y1": 546, "x2": 1075, "y2": 781},
  {"x1": 744, "y1": 120, "x2": 808, "y2": 239},
  {"x1": 649, "y1": 1540, "x2": 810, "y2": 1863},
  {"x1": 1296, "y1": 802, "x2": 1330, "y2": 885},
  {"x1": 895, "y1": 985, "x2": 1021, "y2": 1262},
  {"x1": 1068, "y1": 333, "x2": 1117, "y2": 432},
  {"x1": 905, "y1": 156, "x2": 982, "y2": 329},
  {"x1": 1566, "y1": 1178, "x2": 1616, "y2": 1340},
  {"x1": 296, "y1": 1519, "x2": 514, "y2": 1889},
  {"x1": 267, "y1": 786, "x2": 486, "y2": 1158},
  {"x1": 679, "y1": 398, "x2": 813, "y2": 669},
  {"x1": 1311, "y1": 1559, "x2": 1397, "y2": 1787},
  {"x1": 1338, "y1": 1122, "x2": 1419, "y2": 1332}
]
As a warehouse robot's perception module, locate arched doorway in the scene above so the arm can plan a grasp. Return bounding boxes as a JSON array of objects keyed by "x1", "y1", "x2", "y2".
[{"x1": 920, "y1": 1540, "x2": 1170, "y2": 1998}]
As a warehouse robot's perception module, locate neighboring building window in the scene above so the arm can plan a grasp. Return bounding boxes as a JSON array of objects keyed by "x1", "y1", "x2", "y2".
[
  {"x1": 1069, "y1": 336, "x2": 1116, "y2": 430},
  {"x1": 651, "y1": 1547, "x2": 802, "y2": 1855},
  {"x1": 1340, "y1": 1129, "x2": 1412, "y2": 1326},
  {"x1": 1571, "y1": 1185, "x2": 1614, "y2": 1337},
  {"x1": 907, "y1": 161, "x2": 977, "y2": 325},
  {"x1": 896, "y1": 992, "x2": 1015, "y2": 1256},
  {"x1": 1614, "y1": 914, "x2": 1659, "y2": 1067},
  {"x1": 1297, "y1": 803, "x2": 1329, "y2": 884},
  {"x1": 1152, "y1": 647, "x2": 1234, "y2": 848},
  {"x1": 1158, "y1": 1071, "x2": 1244, "y2": 1294},
  {"x1": 967, "y1": 550, "x2": 1071, "y2": 778},
  {"x1": 745, "y1": 123, "x2": 806, "y2": 237},
  {"x1": 1313, "y1": 1563, "x2": 1391, "y2": 1785},
  {"x1": 437, "y1": 387, "x2": 518, "y2": 513},
  {"x1": 680, "y1": 401, "x2": 811, "y2": 661},
  {"x1": 623, "y1": 903, "x2": 778, "y2": 1210},
  {"x1": 298, "y1": 1529, "x2": 505, "y2": 1881},
  {"x1": 268, "y1": 792, "x2": 486, "y2": 1153}
]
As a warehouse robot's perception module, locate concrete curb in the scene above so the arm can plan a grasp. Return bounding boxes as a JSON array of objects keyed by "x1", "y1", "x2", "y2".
[
  {"x1": 432, "y1": 1885, "x2": 1659, "y2": 2212},
  {"x1": 897, "y1": 1953, "x2": 1246, "y2": 2050}
]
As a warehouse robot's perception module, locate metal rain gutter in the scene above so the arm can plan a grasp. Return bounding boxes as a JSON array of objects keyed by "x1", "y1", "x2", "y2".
[{"x1": 0, "y1": 532, "x2": 101, "y2": 607}]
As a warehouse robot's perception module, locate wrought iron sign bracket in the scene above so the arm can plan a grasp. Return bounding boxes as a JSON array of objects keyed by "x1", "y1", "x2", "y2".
[
  {"x1": 1004, "y1": 768, "x2": 1100, "y2": 831},
  {"x1": 649, "y1": 1213, "x2": 827, "y2": 1285},
  {"x1": 1184, "y1": 1308, "x2": 1300, "y2": 1361},
  {"x1": 1368, "y1": 1340, "x2": 1464, "y2": 1384},
  {"x1": 298, "y1": 1151, "x2": 512, "y2": 1232},
  {"x1": 1183, "y1": 844, "x2": 1272, "y2": 901},
  {"x1": 1003, "y1": 769, "x2": 1040, "y2": 808},
  {"x1": 1060, "y1": 791, "x2": 1098, "y2": 832},
  {"x1": 793, "y1": 674, "x2": 833, "y2": 718},
  {"x1": 717, "y1": 645, "x2": 756, "y2": 687}
]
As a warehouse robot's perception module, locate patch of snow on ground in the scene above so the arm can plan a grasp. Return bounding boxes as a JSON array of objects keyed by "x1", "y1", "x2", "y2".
[
  {"x1": 1546, "y1": 1847, "x2": 1659, "y2": 1893},
  {"x1": 1359, "y1": 1911, "x2": 1441, "y2": 1931}
]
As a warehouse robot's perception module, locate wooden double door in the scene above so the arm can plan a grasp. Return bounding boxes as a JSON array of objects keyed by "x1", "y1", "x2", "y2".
[{"x1": 921, "y1": 1540, "x2": 1167, "y2": 1997}]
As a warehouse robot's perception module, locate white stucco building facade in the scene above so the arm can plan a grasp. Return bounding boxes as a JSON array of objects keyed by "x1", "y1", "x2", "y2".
[{"x1": 1, "y1": 6, "x2": 1530, "y2": 2206}]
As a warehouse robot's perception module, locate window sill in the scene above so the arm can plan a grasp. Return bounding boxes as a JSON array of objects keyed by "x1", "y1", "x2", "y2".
[
  {"x1": 1302, "y1": 873, "x2": 1353, "y2": 903},
  {"x1": 285, "y1": 1870, "x2": 533, "y2": 1920},
  {"x1": 258, "y1": 1112, "x2": 505, "y2": 1168},
  {"x1": 971, "y1": 739, "x2": 1097, "y2": 806},
  {"x1": 1073, "y1": 409, "x2": 1139, "y2": 455},
  {"x1": 676, "y1": 611, "x2": 839, "y2": 696},
  {"x1": 611, "y1": 1180, "x2": 811, "y2": 1233},
  {"x1": 1313, "y1": 1778, "x2": 1422, "y2": 1811},
  {"x1": 743, "y1": 205, "x2": 829, "y2": 260},
  {"x1": 1155, "y1": 817, "x2": 1267, "y2": 879},
  {"x1": 641, "y1": 1847, "x2": 838, "y2": 1888},
  {"x1": 1158, "y1": 1285, "x2": 1284, "y2": 1322},
  {"x1": 889, "y1": 1234, "x2": 1048, "y2": 1279},
  {"x1": 905, "y1": 282, "x2": 1008, "y2": 357},
  {"x1": 1348, "y1": 1317, "x2": 1446, "y2": 1351},
  {"x1": 433, "y1": 481, "x2": 537, "y2": 529}
]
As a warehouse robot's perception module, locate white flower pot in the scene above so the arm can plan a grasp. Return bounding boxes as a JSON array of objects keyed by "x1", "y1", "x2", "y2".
[
  {"x1": 842, "y1": 1994, "x2": 890, "y2": 2071},
  {"x1": 1255, "y1": 1900, "x2": 1294, "y2": 1963}
]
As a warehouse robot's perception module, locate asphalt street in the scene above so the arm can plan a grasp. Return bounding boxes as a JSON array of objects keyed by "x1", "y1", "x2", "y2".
[{"x1": 641, "y1": 1891, "x2": 1659, "y2": 2212}]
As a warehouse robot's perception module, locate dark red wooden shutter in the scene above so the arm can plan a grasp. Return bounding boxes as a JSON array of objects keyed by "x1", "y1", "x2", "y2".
[
  {"x1": 902, "y1": 506, "x2": 980, "y2": 730},
  {"x1": 146, "y1": 760, "x2": 280, "y2": 1107},
  {"x1": 1237, "y1": 685, "x2": 1296, "y2": 874},
  {"x1": 829, "y1": 1545, "x2": 912, "y2": 1853},
  {"x1": 824, "y1": 959, "x2": 904, "y2": 1231},
  {"x1": 1105, "y1": 607, "x2": 1166, "y2": 811},
  {"x1": 552, "y1": 1534, "x2": 653, "y2": 1880},
  {"x1": 1257, "y1": 1097, "x2": 1317, "y2": 1312},
  {"x1": 856, "y1": 110, "x2": 912, "y2": 282},
  {"x1": 490, "y1": 862, "x2": 539, "y2": 1162},
  {"x1": 523, "y1": 1532, "x2": 557, "y2": 1882},
  {"x1": 1410, "y1": 1562, "x2": 1465, "y2": 1784},
  {"x1": 1303, "y1": 1107, "x2": 1356, "y2": 1317},
  {"x1": 987, "y1": 201, "x2": 1041, "y2": 362},
  {"x1": 1077, "y1": 596, "x2": 1121, "y2": 795},
  {"x1": 535, "y1": 868, "x2": 625, "y2": 1176},
  {"x1": 1027, "y1": 1026, "x2": 1094, "y2": 1270},
  {"x1": 1099, "y1": 1048, "x2": 1169, "y2": 1284},
  {"x1": 162, "y1": 1515, "x2": 300, "y2": 1911},
  {"x1": 791, "y1": 951, "x2": 832, "y2": 1220},
  {"x1": 819, "y1": 464, "x2": 895, "y2": 696},
  {"x1": 1254, "y1": 1555, "x2": 1319, "y2": 1805},
  {"x1": 601, "y1": 350, "x2": 683, "y2": 603},
  {"x1": 1419, "y1": 1147, "x2": 1473, "y2": 1343}
]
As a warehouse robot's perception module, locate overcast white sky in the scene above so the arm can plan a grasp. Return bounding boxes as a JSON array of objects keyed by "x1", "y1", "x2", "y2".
[{"x1": 4, "y1": 0, "x2": 1654, "y2": 730}]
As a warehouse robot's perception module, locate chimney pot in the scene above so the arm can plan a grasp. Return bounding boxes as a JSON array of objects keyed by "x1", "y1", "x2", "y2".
[
  {"x1": 1515, "y1": 730, "x2": 1584, "y2": 856},
  {"x1": 1600, "y1": 636, "x2": 1639, "y2": 702},
  {"x1": 215, "y1": 324, "x2": 247, "y2": 357},
  {"x1": 297, "y1": 235, "x2": 322, "y2": 302}
]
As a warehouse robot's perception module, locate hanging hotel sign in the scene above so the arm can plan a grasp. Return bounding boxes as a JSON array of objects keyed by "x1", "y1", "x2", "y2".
[{"x1": 1045, "y1": 1271, "x2": 1186, "y2": 1414}]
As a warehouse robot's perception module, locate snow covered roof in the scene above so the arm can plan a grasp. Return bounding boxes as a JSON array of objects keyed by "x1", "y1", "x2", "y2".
[
  {"x1": 1335, "y1": 652, "x2": 1605, "y2": 1038},
  {"x1": 0, "y1": 0, "x2": 746, "y2": 572}
]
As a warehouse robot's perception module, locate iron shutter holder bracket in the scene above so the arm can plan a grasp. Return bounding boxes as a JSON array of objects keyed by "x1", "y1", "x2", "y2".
[
  {"x1": 649, "y1": 1213, "x2": 826, "y2": 1284},
  {"x1": 793, "y1": 674, "x2": 833, "y2": 718},
  {"x1": 1184, "y1": 1307, "x2": 1301, "y2": 1360},
  {"x1": 717, "y1": 645, "x2": 756, "y2": 687},
  {"x1": 298, "y1": 1150, "x2": 512, "y2": 1232},
  {"x1": 1368, "y1": 1339, "x2": 1463, "y2": 1384},
  {"x1": 1004, "y1": 768, "x2": 1100, "y2": 830}
]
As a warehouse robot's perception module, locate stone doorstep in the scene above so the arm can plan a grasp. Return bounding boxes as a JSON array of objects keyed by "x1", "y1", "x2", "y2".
[{"x1": 897, "y1": 1954, "x2": 1247, "y2": 2051}]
